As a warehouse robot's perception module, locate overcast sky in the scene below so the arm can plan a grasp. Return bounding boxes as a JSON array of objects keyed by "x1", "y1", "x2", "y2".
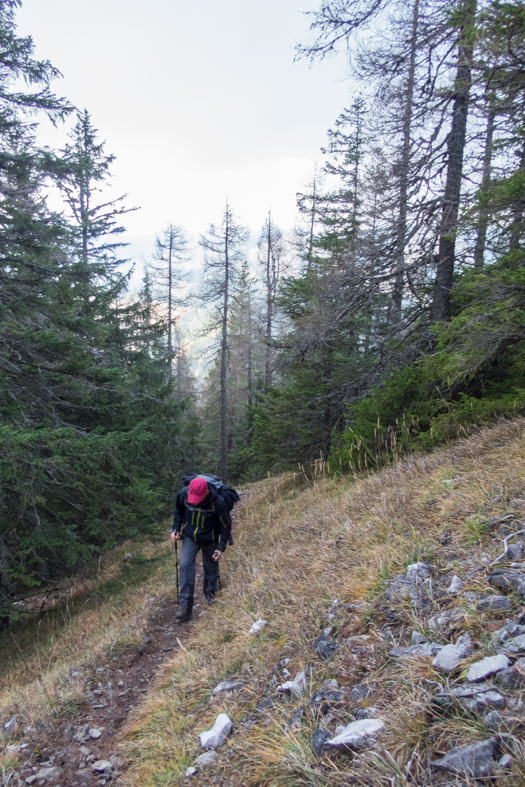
[{"x1": 17, "y1": 0, "x2": 353, "y2": 268}]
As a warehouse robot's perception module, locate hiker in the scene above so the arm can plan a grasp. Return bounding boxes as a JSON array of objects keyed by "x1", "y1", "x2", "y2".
[{"x1": 171, "y1": 476, "x2": 232, "y2": 621}]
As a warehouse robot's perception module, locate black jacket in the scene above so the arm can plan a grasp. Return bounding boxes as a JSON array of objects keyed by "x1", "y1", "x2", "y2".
[{"x1": 172, "y1": 484, "x2": 232, "y2": 552}]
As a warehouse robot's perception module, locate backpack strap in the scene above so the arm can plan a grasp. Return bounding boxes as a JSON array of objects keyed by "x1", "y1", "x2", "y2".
[{"x1": 184, "y1": 494, "x2": 216, "y2": 514}]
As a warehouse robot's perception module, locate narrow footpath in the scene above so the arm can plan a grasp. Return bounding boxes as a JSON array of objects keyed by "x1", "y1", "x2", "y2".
[{"x1": 9, "y1": 494, "x2": 249, "y2": 787}]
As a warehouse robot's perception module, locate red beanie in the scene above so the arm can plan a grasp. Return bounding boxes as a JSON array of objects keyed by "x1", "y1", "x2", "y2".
[{"x1": 187, "y1": 477, "x2": 208, "y2": 504}]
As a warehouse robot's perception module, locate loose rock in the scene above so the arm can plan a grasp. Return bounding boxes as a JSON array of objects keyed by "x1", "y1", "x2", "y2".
[
  {"x1": 385, "y1": 575, "x2": 416, "y2": 602},
  {"x1": 406, "y1": 562, "x2": 432, "y2": 584},
  {"x1": 327, "y1": 718, "x2": 385, "y2": 750},
  {"x1": 354, "y1": 707, "x2": 377, "y2": 720},
  {"x1": 448, "y1": 575, "x2": 463, "y2": 594},
  {"x1": 312, "y1": 628, "x2": 337, "y2": 660},
  {"x1": 88, "y1": 729, "x2": 103, "y2": 740},
  {"x1": 3, "y1": 716, "x2": 16, "y2": 733},
  {"x1": 291, "y1": 671, "x2": 306, "y2": 698},
  {"x1": 34, "y1": 767, "x2": 63, "y2": 782},
  {"x1": 488, "y1": 568, "x2": 525, "y2": 592},
  {"x1": 431, "y1": 738, "x2": 499, "y2": 779},
  {"x1": 484, "y1": 711, "x2": 506, "y2": 731},
  {"x1": 477, "y1": 596, "x2": 512, "y2": 612},
  {"x1": 390, "y1": 642, "x2": 443, "y2": 659},
  {"x1": 249, "y1": 619, "x2": 268, "y2": 635},
  {"x1": 198, "y1": 713, "x2": 232, "y2": 750},
  {"x1": 467, "y1": 654, "x2": 511, "y2": 682},
  {"x1": 312, "y1": 729, "x2": 331, "y2": 756},
  {"x1": 91, "y1": 761, "x2": 112, "y2": 773},
  {"x1": 311, "y1": 680, "x2": 345, "y2": 710},
  {"x1": 494, "y1": 657, "x2": 525, "y2": 689},
  {"x1": 507, "y1": 542, "x2": 523, "y2": 561},
  {"x1": 475, "y1": 690, "x2": 506, "y2": 709},
  {"x1": 500, "y1": 633, "x2": 525, "y2": 654},
  {"x1": 432, "y1": 638, "x2": 471, "y2": 673},
  {"x1": 195, "y1": 751, "x2": 217, "y2": 768},
  {"x1": 213, "y1": 680, "x2": 243, "y2": 694},
  {"x1": 276, "y1": 680, "x2": 294, "y2": 694}
]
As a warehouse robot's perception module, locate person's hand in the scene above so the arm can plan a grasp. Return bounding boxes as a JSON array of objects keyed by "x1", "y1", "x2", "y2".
[
  {"x1": 212, "y1": 550, "x2": 222, "y2": 562},
  {"x1": 171, "y1": 531, "x2": 180, "y2": 542}
]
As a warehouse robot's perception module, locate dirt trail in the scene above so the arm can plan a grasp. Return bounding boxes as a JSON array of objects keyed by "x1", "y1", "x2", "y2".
[
  {"x1": 10, "y1": 565, "x2": 201, "y2": 787},
  {"x1": 9, "y1": 493, "x2": 250, "y2": 787}
]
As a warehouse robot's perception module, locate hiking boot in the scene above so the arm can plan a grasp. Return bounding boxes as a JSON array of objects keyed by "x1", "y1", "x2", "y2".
[
  {"x1": 175, "y1": 605, "x2": 192, "y2": 622},
  {"x1": 205, "y1": 593, "x2": 216, "y2": 604}
]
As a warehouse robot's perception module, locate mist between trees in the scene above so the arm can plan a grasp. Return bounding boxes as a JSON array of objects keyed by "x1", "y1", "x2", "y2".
[{"x1": 2, "y1": 0, "x2": 525, "y2": 622}]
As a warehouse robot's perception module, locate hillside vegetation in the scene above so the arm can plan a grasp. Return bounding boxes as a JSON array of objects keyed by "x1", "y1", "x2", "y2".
[
  {"x1": 115, "y1": 417, "x2": 525, "y2": 787},
  {"x1": 2, "y1": 420, "x2": 525, "y2": 786}
]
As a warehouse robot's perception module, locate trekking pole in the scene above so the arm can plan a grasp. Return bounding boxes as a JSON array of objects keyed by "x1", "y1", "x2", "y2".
[{"x1": 174, "y1": 538, "x2": 179, "y2": 603}]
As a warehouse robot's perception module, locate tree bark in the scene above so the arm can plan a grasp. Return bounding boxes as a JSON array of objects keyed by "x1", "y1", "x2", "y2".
[
  {"x1": 432, "y1": 0, "x2": 477, "y2": 322},
  {"x1": 392, "y1": 0, "x2": 420, "y2": 318},
  {"x1": 220, "y1": 207, "x2": 230, "y2": 480},
  {"x1": 265, "y1": 214, "x2": 273, "y2": 388},
  {"x1": 473, "y1": 105, "x2": 495, "y2": 267},
  {"x1": 509, "y1": 141, "x2": 525, "y2": 252},
  {"x1": 167, "y1": 227, "x2": 173, "y2": 378}
]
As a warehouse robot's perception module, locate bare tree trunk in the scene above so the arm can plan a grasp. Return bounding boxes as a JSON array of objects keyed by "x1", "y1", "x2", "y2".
[
  {"x1": 308, "y1": 171, "x2": 318, "y2": 271},
  {"x1": 473, "y1": 105, "x2": 495, "y2": 268},
  {"x1": 247, "y1": 296, "x2": 253, "y2": 410},
  {"x1": 392, "y1": 0, "x2": 420, "y2": 318},
  {"x1": 220, "y1": 208, "x2": 230, "y2": 480},
  {"x1": 432, "y1": 0, "x2": 477, "y2": 322},
  {"x1": 167, "y1": 228, "x2": 173, "y2": 378},
  {"x1": 509, "y1": 141, "x2": 525, "y2": 252},
  {"x1": 265, "y1": 214, "x2": 273, "y2": 388},
  {"x1": 176, "y1": 330, "x2": 182, "y2": 400}
]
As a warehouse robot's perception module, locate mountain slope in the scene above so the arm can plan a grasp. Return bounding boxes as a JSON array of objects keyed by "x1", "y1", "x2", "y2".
[{"x1": 121, "y1": 418, "x2": 525, "y2": 787}]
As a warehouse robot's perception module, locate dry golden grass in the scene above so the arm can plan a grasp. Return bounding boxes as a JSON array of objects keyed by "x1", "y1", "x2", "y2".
[
  {"x1": 0, "y1": 538, "x2": 176, "y2": 732},
  {"x1": 118, "y1": 418, "x2": 525, "y2": 787},
  {"x1": 1, "y1": 419, "x2": 524, "y2": 785}
]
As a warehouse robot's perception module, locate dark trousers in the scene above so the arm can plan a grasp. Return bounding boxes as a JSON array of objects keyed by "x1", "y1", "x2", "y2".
[{"x1": 178, "y1": 537, "x2": 219, "y2": 607}]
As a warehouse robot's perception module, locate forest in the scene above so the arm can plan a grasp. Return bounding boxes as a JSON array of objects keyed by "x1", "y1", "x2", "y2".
[{"x1": 1, "y1": 0, "x2": 525, "y2": 621}]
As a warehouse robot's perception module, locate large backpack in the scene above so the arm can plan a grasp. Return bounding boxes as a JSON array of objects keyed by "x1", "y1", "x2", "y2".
[{"x1": 182, "y1": 473, "x2": 240, "y2": 544}]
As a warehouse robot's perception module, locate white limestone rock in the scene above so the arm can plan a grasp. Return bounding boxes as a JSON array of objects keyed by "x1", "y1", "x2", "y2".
[
  {"x1": 34, "y1": 767, "x2": 63, "y2": 781},
  {"x1": 195, "y1": 751, "x2": 217, "y2": 768},
  {"x1": 326, "y1": 718, "x2": 385, "y2": 749},
  {"x1": 291, "y1": 671, "x2": 307, "y2": 698},
  {"x1": 276, "y1": 680, "x2": 294, "y2": 693},
  {"x1": 92, "y1": 760, "x2": 112, "y2": 773},
  {"x1": 406, "y1": 562, "x2": 432, "y2": 584},
  {"x1": 501, "y1": 633, "x2": 525, "y2": 654},
  {"x1": 447, "y1": 575, "x2": 463, "y2": 594},
  {"x1": 198, "y1": 713, "x2": 232, "y2": 750},
  {"x1": 213, "y1": 680, "x2": 243, "y2": 694},
  {"x1": 432, "y1": 641, "x2": 470, "y2": 673},
  {"x1": 249, "y1": 619, "x2": 268, "y2": 635},
  {"x1": 467, "y1": 654, "x2": 511, "y2": 682}
]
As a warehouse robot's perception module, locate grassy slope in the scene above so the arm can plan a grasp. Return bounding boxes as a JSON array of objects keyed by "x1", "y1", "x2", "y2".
[{"x1": 121, "y1": 418, "x2": 525, "y2": 787}]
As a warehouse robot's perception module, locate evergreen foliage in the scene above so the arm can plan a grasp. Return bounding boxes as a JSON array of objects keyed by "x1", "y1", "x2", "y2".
[
  {"x1": 0, "y1": 2, "x2": 201, "y2": 622},
  {"x1": 231, "y1": 0, "x2": 525, "y2": 482},
  {"x1": 3, "y1": 0, "x2": 525, "y2": 616}
]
